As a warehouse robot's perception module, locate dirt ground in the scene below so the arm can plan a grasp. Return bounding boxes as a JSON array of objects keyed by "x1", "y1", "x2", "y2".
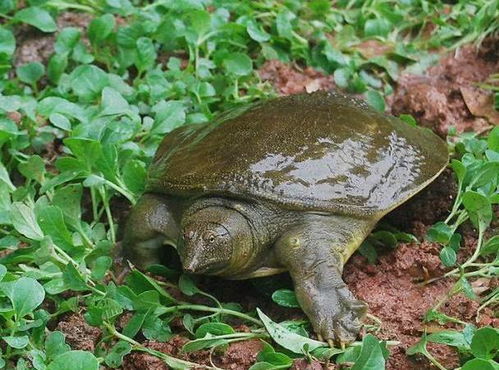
[
  {"x1": 15, "y1": 12, "x2": 498, "y2": 369},
  {"x1": 389, "y1": 37, "x2": 499, "y2": 136}
]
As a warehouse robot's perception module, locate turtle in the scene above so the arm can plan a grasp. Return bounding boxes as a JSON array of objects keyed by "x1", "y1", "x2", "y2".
[{"x1": 122, "y1": 90, "x2": 448, "y2": 345}]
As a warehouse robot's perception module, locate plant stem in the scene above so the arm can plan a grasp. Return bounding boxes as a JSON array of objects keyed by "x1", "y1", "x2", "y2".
[
  {"x1": 157, "y1": 304, "x2": 263, "y2": 326},
  {"x1": 104, "y1": 322, "x2": 216, "y2": 369},
  {"x1": 99, "y1": 187, "x2": 116, "y2": 244},
  {"x1": 424, "y1": 349, "x2": 448, "y2": 370}
]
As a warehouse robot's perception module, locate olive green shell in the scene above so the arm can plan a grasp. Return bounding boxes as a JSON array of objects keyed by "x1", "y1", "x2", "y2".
[{"x1": 147, "y1": 91, "x2": 448, "y2": 217}]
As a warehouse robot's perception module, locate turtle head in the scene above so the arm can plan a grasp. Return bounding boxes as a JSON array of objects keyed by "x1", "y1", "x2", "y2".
[{"x1": 180, "y1": 206, "x2": 254, "y2": 276}]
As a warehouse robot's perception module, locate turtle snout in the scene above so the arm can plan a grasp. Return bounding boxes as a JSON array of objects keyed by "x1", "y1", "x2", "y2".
[{"x1": 183, "y1": 254, "x2": 200, "y2": 273}]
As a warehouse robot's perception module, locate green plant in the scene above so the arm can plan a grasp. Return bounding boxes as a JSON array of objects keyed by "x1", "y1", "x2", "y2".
[{"x1": 0, "y1": 0, "x2": 497, "y2": 368}]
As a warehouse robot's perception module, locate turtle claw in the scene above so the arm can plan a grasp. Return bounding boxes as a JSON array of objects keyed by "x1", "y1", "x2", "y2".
[{"x1": 304, "y1": 286, "x2": 367, "y2": 345}]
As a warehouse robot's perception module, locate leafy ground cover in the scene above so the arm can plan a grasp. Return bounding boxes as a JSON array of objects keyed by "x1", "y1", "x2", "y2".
[{"x1": 0, "y1": 0, "x2": 498, "y2": 369}]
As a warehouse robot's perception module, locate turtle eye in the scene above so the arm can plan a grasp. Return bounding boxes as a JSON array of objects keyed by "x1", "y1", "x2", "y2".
[{"x1": 204, "y1": 232, "x2": 217, "y2": 244}]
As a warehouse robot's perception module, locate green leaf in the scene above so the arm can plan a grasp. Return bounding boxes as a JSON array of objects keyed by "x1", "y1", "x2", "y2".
[
  {"x1": 29, "y1": 349, "x2": 46, "y2": 369},
  {"x1": 246, "y1": 19, "x2": 271, "y2": 42},
  {"x1": 451, "y1": 159, "x2": 466, "y2": 184},
  {"x1": 182, "y1": 336, "x2": 228, "y2": 352},
  {"x1": 365, "y1": 90, "x2": 385, "y2": 112},
  {"x1": 142, "y1": 315, "x2": 173, "y2": 341},
  {"x1": 426, "y1": 222, "x2": 453, "y2": 244},
  {"x1": 62, "y1": 264, "x2": 88, "y2": 292},
  {"x1": 223, "y1": 53, "x2": 253, "y2": 76},
  {"x1": 105, "y1": 340, "x2": 132, "y2": 368},
  {"x1": 122, "y1": 160, "x2": 146, "y2": 194},
  {"x1": 151, "y1": 100, "x2": 186, "y2": 134},
  {"x1": 0, "y1": 161, "x2": 15, "y2": 191},
  {"x1": 123, "y1": 311, "x2": 147, "y2": 337},
  {"x1": 3, "y1": 335, "x2": 29, "y2": 349},
  {"x1": 439, "y1": 246, "x2": 456, "y2": 267},
  {"x1": 427, "y1": 330, "x2": 469, "y2": 348},
  {"x1": 462, "y1": 358, "x2": 499, "y2": 370},
  {"x1": 195, "y1": 323, "x2": 235, "y2": 338},
  {"x1": 187, "y1": 10, "x2": 211, "y2": 37},
  {"x1": 47, "y1": 350, "x2": 99, "y2": 370},
  {"x1": 257, "y1": 308, "x2": 326, "y2": 354},
  {"x1": 18, "y1": 155, "x2": 45, "y2": 183},
  {"x1": 406, "y1": 334, "x2": 428, "y2": 356},
  {"x1": 96, "y1": 297, "x2": 123, "y2": 320},
  {"x1": 371, "y1": 231, "x2": 398, "y2": 248},
  {"x1": 470, "y1": 327, "x2": 499, "y2": 360},
  {"x1": 462, "y1": 191, "x2": 492, "y2": 230},
  {"x1": 360, "y1": 70, "x2": 382, "y2": 88},
  {"x1": 49, "y1": 112, "x2": 71, "y2": 131},
  {"x1": 69, "y1": 65, "x2": 109, "y2": 102},
  {"x1": 45, "y1": 331, "x2": 70, "y2": 361},
  {"x1": 10, "y1": 202, "x2": 44, "y2": 240},
  {"x1": 364, "y1": 18, "x2": 391, "y2": 37},
  {"x1": 84, "y1": 306, "x2": 104, "y2": 326},
  {"x1": 334, "y1": 68, "x2": 351, "y2": 88},
  {"x1": 487, "y1": 126, "x2": 499, "y2": 151},
  {"x1": 88, "y1": 14, "x2": 115, "y2": 45},
  {"x1": 359, "y1": 241, "x2": 378, "y2": 264},
  {"x1": 311, "y1": 346, "x2": 344, "y2": 360},
  {"x1": 47, "y1": 52, "x2": 68, "y2": 84},
  {"x1": 52, "y1": 184, "x2": 82, "y2": 222},
  {"x1": 15, "y1": 7, "x2": 57, "y2": 33},
  {"x1": 182, "y1": 313, "x2": 195, "y2": 334},
  {"x1": 16, "y1": 62, "x2": 45, "y2": 85},
  {"x1": 55, "y1": 28, "x2": 80, "y2": 54},
  {"x1": 100, "y1": 87, "x2": 130, "y2": 116},
  {"x1": 271, "y1": 289, "x2": 300, "y2": 308},
  {"x1": 276, "y1": 10, "x2": 295, "y2": 39},
  {"x1": 249, "y1": 362, "x2": 283, "y2": 370},
  {"x1": 472, "y1": 162, "x2": 499, "y2": 188},
  {"x1": 37, "y1": 206, "x2": 74, "y2": 252},
  {"x1": 257, "y1": 351, "x2": 293, "y2": 367},
  {"x1": 0, "y1": 27, "x2": 16, "y2": 56},
  {"x1": 125, "y1": 270, "x2": 176, "y2": 304},
  {"x1": 64, "y1": 137, "x2": 101, "y2": 167},
  {"x1": 398, "y1": 114, "x2": 417, "y2": 126},
  {"x1": 71, "y1": 42, "x2": 94, "y2": 64},
  {"x1": 178, "y1": 274, "x2": 201, "y2": 296},
  {"x1": 0, "y1": 264, "x2": 6, "y2": 281},
  {"x1": 135, "y1": 37, "x2": 156, "y2": 72},
  {"x1": 351, "y1": 334, "x2": 386, "y2": 370},
  {"x1": 448, "y1": 233, "x2": 462, "y2": 252},
  {"x1": 0, "y1": 277, "x2": 45, "y2": 318},
  {"x1": 90, "y1": 256, "x2": 112, "y2": 281},
  {"x1": 481, "y1": 236, "x2": 499, "y2": 256},
  {"x1": 459, "y1": 276, "x2": 478, "y2": 300}
]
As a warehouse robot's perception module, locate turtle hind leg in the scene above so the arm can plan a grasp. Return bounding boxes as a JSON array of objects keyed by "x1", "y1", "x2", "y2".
[
  {"x1": 122, "y1": 193, "x2": 180, "y2": 270},
  {"x1": 274, "y1": 214, "x2": 375, "y2": 344}
]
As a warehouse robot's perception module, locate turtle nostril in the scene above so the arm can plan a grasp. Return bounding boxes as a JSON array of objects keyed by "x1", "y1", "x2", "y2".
[
  {"x1": 183, "y1": 231, "x2": 195, "y2": 240},
  {"x1": 183, "y1": 255, "x2": 200, "y2": 273},
  {"x1": 184, "y1": 265, "x2": 195, "y2": 273}
]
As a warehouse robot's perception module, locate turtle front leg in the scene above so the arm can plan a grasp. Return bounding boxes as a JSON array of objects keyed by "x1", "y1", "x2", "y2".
[
  {"x1": 275, "y1": 215, "x2": 374, "y2": 345},
  {"x1": 122, "y1": 193, "x2": 180, "y2": 269}
]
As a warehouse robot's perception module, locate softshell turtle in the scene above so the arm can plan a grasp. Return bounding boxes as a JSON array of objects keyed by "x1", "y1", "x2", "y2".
[{"x1": 123, "y1": 91, "x2": 448, "y2": 344}]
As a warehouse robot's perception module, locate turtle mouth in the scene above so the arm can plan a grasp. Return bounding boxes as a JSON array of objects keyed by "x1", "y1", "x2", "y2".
[{"x1": 183, "y1": 259, "x2": 226, "y2": 275}]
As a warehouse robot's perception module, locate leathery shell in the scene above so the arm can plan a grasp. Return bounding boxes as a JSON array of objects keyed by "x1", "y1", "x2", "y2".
[{"x1": 147, "y1": 91, "x2": 448, "y2": 218}]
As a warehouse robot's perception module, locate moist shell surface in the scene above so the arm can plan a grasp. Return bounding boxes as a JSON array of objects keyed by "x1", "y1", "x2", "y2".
[{"x1": 147, "y1": 91, "x2": 448, "y2": 217}]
